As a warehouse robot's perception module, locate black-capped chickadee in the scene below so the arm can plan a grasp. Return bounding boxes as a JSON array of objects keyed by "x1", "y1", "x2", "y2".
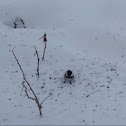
[{"x1": 64, "y1": 70, "x2": 74, "y2": 84}]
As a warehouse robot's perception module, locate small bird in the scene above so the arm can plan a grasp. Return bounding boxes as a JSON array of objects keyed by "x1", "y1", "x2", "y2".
[{"x1": 64, "y1": 70, "x2": 74, "y2": 84}]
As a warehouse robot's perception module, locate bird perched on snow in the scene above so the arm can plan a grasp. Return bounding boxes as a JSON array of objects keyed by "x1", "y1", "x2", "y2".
[{"x1": 64, "y1": 70, "x2": 74, "y2": 84}]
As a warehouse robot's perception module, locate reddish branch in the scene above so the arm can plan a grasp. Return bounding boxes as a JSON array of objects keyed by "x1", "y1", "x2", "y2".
[
  {"x1": 12, "y1": 47, "x2": 52, "y2": 117},
  {"x1": 41, "y1": 93, "x2": 52, "y2": 106},
  {"x1": 42, "y1": 42, "x2": 46, "y2": 60},
  {"x1": 43, "y1": 33, "x2": 47, "y2": 43},
  {"x1": 34, "y1": 46, "x2": 40, "y2": 78},
  {"x1": 38, "y1": 33, "x2": 47, "y2": 60},
  {"x1": 12, "y1": 47, "x2": 42, "y2": 116},
  {"x1": 38, "y1": 33, "x2": 47, "y2": 42},
  {"x1": 42, "y1": 33, "x2": 47, "y2": 60},
  {"x1": 22, "y1": 81, "x2": 35, "y2": 101}
]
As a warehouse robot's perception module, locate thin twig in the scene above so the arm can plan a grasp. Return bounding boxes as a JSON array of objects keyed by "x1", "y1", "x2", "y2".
[
  {"x1": 38, "y1": 35, "x2": 43, "y2": 41},
  {"x1": 42, "y1": 33, "x2": 47, "y2": 60},
  {"x1": 34, "y1": 46, "x2": 40, "y2": 78},
  {"x1": 22, "y1": 81, "x2": 35, "y2": 101},
  {"x1": 20, "y1": 82, "x2": 24, "y2": 96},
  {"x1": 42, "y1": 42, "x2": 46, "y2": 60},
  {"x1": 12, "y1": 47, "x2": 42, "y2": 116},
  {"x1": 41, "y1": 93, "x2": 52, "y2": 106}
]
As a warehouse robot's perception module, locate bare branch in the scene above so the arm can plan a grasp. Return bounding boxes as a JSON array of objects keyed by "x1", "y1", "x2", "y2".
[
  {"x1": 34, "y1": 46, "x2": 40, "y2": 78},
  {"x1": 22, "y1": 81, "x2": 35, "y2": 101},
  {"x1": 12, "y1": 46, "x2": 25, "y2": 77},
  {"x1": 42, "y1": 42, "x2": 46, "y2": 60},
  {"x1": 20, "y1": 84, "x2": 24, "y2": 96},
  {"x1": 41, "y1": 93, "x2": 52, "y2": 106},
  {"x1": 12, "y1": 47, "x2": 42, "y2": 116},
  {"x1": 38, "y1": 35, "x2": 43, "y2": 41},
  {"x1": 42, "y1": 33, "x2": 47, "y2": 60}
]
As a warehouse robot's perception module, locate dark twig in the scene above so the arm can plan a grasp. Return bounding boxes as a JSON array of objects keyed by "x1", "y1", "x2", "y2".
[
  {"x1": 12, "y1": 47, "x2": 42, "y2": 116},
  {"x1": 42, "y1": 33, "x2": 47, "y2": 60},
  {"x1": 22, "y1": 81, "x2": 35, "y2": 101},
  {"x1": 20, "y1": 19, "x2": 26, "y2": 28},
  {"x1": 41, "y1": 93, "x2": 52, "y2": 106},
  {"x1": 34, "y1": 46, "x2": 40, "y2": 78},
  {"x1": 20, "y1": 84, "x2": 24, "y2": 96},
  {"x1": 42, "y1": 42, "x2": 46, "y2": 60}
]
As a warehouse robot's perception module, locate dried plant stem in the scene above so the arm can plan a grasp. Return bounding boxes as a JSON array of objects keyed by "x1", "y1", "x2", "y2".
[
  {"x1": 12, "y1": 47, "x2": 42, "y2": 116},
  {"x1": 34, "y1": 46, "x2": 40, "y2": 78},
  {"x1": 42, "y1": 42, "x2": 46, "y2": 60}
]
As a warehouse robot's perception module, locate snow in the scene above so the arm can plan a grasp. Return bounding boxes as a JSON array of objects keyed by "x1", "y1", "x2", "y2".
[{"x1": 1, "y1": 0, "x2": 126, "y2": 125}]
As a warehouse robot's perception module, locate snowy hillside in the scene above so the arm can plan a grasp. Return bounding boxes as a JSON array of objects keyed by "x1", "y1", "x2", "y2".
[{"x1": 1, "y1": 0, "x2": 126, "y2": 125}]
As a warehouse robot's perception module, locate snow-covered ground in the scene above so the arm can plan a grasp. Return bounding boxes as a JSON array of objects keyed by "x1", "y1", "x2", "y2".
[{"x1": 1, "y1": 0, "x2": 126, "y2": 125}]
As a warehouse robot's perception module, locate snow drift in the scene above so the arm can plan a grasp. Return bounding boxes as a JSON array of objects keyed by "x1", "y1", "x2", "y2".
[{"x1": 1, "y1": 0, "x2": 126, "y2": 125}]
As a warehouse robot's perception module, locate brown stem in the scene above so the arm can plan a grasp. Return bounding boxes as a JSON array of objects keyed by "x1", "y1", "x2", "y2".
[
  {"x1": 42, "y1": 42, "x2": 46, "y2": 60},
  {"x1": 34, "y1": 46, "x2": 40, "y2": 78},
  {"x1": 41, "y1": 93, "x2": 52, "y2": 106},
  {"x1": 12, "y1": 47, "x2": 42, "y2": 116}
]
